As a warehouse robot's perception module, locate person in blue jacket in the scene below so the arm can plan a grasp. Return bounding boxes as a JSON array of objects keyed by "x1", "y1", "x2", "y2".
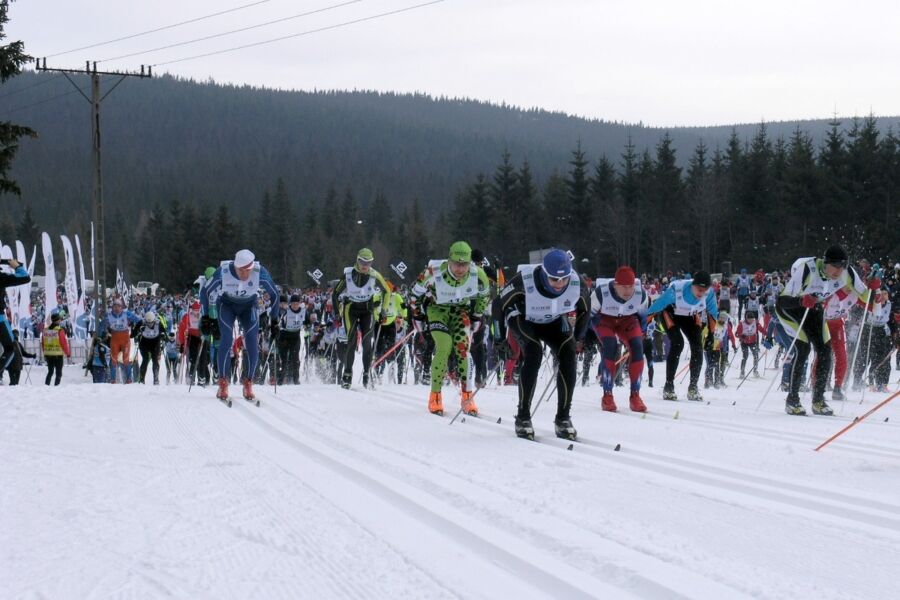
[
  {"x1": 647, "y1": 270, "x2": 719, "y2": 401},
  {"x1": 201, "y1": 249, "x2": 279, "y2": 402}
]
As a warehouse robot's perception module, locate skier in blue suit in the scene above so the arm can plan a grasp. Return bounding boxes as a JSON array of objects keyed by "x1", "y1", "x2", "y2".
[{"x1": 201, "y1": 249, "x2": 279, "y2": 402}]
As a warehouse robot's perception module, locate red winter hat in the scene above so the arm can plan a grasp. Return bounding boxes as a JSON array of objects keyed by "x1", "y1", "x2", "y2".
[{"x1": 615, "y1": 266, "x2": 636, "y2": 286}]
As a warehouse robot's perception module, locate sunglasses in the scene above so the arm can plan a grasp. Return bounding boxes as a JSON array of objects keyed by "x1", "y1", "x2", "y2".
[{"x1": 547, "y1": 273, "x2": 569, "y2": 283}]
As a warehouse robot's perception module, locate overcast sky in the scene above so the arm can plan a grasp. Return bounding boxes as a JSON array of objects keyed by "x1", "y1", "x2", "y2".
[{"x1": 7, "y1": 0, "x2": 900, "y2": 127}]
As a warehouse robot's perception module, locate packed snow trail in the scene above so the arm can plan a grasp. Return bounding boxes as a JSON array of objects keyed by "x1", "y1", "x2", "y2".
[{"x1": 3, "y1": 365, "x2": 900, "y2": 599}]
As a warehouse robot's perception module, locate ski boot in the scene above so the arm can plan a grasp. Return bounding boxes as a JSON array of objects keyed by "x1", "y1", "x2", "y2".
[
  {"x1": 341, "y1": 371, "x2": 352, "y2": 390},
  {"x1": 216, "y1": 377, "x2": 229, "y2": 400},
  {"x1": 461, "y1": 390, "x2": 479, "y2": 416},
  {"x1": 601, "y1": 391, "x2": 617, "y2": 412},
  {"x1": 662, "y1": 382, "x2": 677, "y2": 401},
  {"x1": 687, "y1": 385, "x2": 703, "y2": 402},
  {"x1": 242, "y1": 379, "x2": 255, "y2": 401},
  {"x1": 753, "y1": 370, "x2": 762, "y2": 379},
  {"x1": 514, "y1": 415, "x2": 535, "y2": 440},
  {"x1": 629, "y1": 391, "x2": 647, "y2": 412},
  {"x1": 832, "y1": 386, "x2": 845, "y2": 401},
  {"x1": 554, "y1": 417, "x2": 577, "y2": 441},
  {"x1": 428, "y1": 391, "x2": 444, "y2": 416},
  {"x1": 362, "y1": 371, "x2": 371, "y2": 389},
  {"x1": 784, "y1": 394, "x2": 806, "y2": 416},
  {"x1": 740, "y1": 369, "x2": 745, "y2": 380},
  {"x1": 811, "y1": 398, "x2": 834, "y2": 416}
]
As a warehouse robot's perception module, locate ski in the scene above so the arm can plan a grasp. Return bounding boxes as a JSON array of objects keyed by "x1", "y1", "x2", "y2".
[{"x1": 218, "y1": 396, "x2": 232, "y2": 408}]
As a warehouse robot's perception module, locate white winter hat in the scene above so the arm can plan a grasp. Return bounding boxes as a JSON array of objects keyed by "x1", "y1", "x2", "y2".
[{"x1": 234, "y1": 249, "x2": 255, "y2": 268}]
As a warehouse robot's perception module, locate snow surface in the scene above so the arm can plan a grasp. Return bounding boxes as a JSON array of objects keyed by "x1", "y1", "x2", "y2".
[{"x1": 3, "y1": 362, "x2": 900, "y2": 599}]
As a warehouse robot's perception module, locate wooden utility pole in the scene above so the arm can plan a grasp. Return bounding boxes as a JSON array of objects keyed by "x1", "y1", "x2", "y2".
[{"x1": 34, "y1": 58, "x2": 151, "y2": 321}]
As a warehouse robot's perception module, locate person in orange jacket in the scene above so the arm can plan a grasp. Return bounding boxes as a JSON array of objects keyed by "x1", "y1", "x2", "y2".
[{"x1": 43, "y1": 312, "x2": 71, "y2": 385}]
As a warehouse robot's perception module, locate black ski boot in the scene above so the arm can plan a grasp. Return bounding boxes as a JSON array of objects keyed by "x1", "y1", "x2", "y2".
[
  {"x1": 341, "y1": 371, "x2": 352, "y2": 390},
  {"x1": 514, "y1": 416, "x2": 535, "y2": 440},
  {"x1": 785, "y1": 393, "x2": 806, "y2": 416},
  {"x1": 832, "y1": 386, "x2": 845, "y2": 401},
  {"x1": 662, "y1": 382, "x2": 677, "y2": 401},
  {"x1": 554, "y1": 417, "x2": 577, "y2": 441},
  {"x1": 362, "y1": 371, "x2": 371, "y2": 389}
]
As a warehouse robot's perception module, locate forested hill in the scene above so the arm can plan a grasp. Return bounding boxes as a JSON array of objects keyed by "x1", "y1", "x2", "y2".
[{"x1": 5, "y1": 71, "x2": 897, "y2": 228}]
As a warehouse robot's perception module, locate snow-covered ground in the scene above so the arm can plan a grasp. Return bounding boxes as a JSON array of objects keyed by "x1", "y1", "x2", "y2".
[{"x1": 3, "y1": 361, "x2": 900, "y2": 599}]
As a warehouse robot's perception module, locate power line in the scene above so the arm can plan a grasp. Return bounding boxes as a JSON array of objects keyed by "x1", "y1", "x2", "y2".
[
  {"x1": 153, "y1": 0, "x2": 445, "y2": 67},
  {"x1": 0, "y1": 73, "x2": 64, "y2": 100},
  {"x1": 100, "y1": 0, "x2": 363, "y2": 64},
  {"x1": 0, "y1": 89, "x2": 81, "y2": 116},
  {"x1": 45, "y1": 0, "x2": 276, "y2": 58}
]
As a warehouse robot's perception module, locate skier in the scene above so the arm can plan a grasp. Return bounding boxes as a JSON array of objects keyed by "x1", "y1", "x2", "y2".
[
  {"x1": 496, "y1": 249, "x2": 589, "y2": 439},
  {"x1": 104, "y1": 298, "x2": 143, "y2": 384},
  {"x1": 589, "y1": 266, "x2": 649, "y2": 413},
  {"x1": 409, "y1": 241, "x2": 490, "y2": 417},
  {"x1": 373, "y1": 285, "x2": 408, "y2": 384},
  {"x1": 856, "y1": 289, "x2": 892, "y2": 392},
  {"x1": 1, "y1": 256, "x2": 32, "y2": 375},
  {"x1": 163, "y1": 332, "x2": 180, "y2": 384},
  {"x1": 736, "y1": 268, "x2": 752, "y2": 319},
  {"x1": 277, "y1": 294, "x2": 306, "y2": 385},
  {"x1": 177, "y1": 302, "x2": 204, "y2": 384},
  {"x1": 42, "y1": 312, "x2": 71, "y2": 386},
  {"x1": 136, "y1": 311, "x2": 163, "y2": 385},
  {"x1": 647, "y1": 271, "x2": 719, "y2": 401},
  {"x1": 704, "y1": 312, "x2": 735, "y2": 388},
  {"x1": 822, "y1": 293, "x2": 854, "y2": 400},
  {"x1": 776, "y1": 245, "x2": 873, "y2": 416},
  {"x1": 201, "y1": 249, "x2": 280, "y2": 401},
  {"x1": 330, "y1": 248, "x2": 393, "y2": 389},
  {"x1": 736, "y1": 311, "x2": 763, "y2": 379},
  {"x1": 86, "y1": 332, "x2": 111, "y2": 383}
]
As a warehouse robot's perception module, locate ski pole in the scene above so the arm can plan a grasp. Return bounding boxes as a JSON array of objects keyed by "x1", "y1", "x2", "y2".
[
  {"x1": 736, "y1": 348, "x2": 767, "y2": 390},
  {"x1": 530, "y1": 364, "x2": 560, "y2": 419},
  {"x1": 371, "y1": 330, "x2": 415, "y2": 369},
  {"x1": 756, "y1": 306, "x2": 809, "y2": 412},
  {"x1": 815, "y1": 388, "x2": 900, "y2": 451}
]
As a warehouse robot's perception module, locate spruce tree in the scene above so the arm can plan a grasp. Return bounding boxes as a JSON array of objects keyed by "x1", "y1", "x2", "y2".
[{"x1": 0, "y1": 0, "x2": 36, "y2": 196}]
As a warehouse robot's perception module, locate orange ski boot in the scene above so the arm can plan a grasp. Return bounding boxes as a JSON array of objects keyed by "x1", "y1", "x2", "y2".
[
  {"x1": 216, "y1": 377, "x2": 229, "y2": 400},
  {"x1": 429, "y1": 391, "x2": 444, "y2": 416},
  {"x1": 629, "y1": 391, "x2": 647, "y2": 412},
  {"x1": 461, "y1": 390, "x2": 479, "y2": 416},
  {"x1": 242, "y1": 378, "x2": 255, "y2": 401},
  {"x1": 601, "y1": 391, "x2": 617, "y2": 412}
]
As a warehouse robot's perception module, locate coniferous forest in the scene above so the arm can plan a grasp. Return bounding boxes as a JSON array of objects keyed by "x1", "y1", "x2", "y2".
[{"x1": 1, "y1": 72, "x2": 899, "y2": 289}]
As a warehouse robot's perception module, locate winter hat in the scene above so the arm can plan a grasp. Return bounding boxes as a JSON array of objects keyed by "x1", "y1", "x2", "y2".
[
  {"x1": 542, "y1": 249, "x2": 572, "y2": 279},
  {"x1": 823, "y1": 245, "x2": 848, "y2": 266},
  {"x1": 145, "y1": 311, "x2": 157, "y2": 324},
  {"x1": 448, "y1": 241, "x2": 472, "y2": 263},
  {"x1": 692, "y1": 270, "x2": 712, "y2": 288},
  {"x1": 234, "y1": 249, "x2": 255, "y2": 268},
  {"x1": 289, "y1": 294, "x2": 301, "y2": 303},
  {"x1": 50, "y1": 312, "x2": 61, "y2": 322},
  {"x1": 205, "y1": 266, "x2": 216, "y2": 279},
  {"x1": 614, "y1": 266, "x2": 636, "y2": 286},
  {"x1": 357, "y1": 248, "x2": 374, "y2": 263},
  {"x1": 191, "y1": 301, "x2": 201, "y2": 310}
]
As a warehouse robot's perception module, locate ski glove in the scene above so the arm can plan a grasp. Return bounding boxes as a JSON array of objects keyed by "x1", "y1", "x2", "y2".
[
  {"x1": 763, "y1": 338, "x2": 773, "y2": 350},
  {"x1": 801, "y1": 295, "x2": 818, "y2": 309}
]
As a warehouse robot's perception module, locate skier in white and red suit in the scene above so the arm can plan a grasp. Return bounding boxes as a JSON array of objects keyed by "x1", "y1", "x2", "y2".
[{"x1": 589, "y1": 266, "x2": 650, "y2": 413}]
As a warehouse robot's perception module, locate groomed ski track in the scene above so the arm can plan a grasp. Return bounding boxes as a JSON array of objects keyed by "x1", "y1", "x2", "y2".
[{"x1": 4, "y1": 365, "x2": 900, "y2": 599}]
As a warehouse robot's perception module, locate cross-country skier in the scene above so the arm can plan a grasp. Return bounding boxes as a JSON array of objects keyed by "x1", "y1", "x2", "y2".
[
  {"x1": 330, "y1": 248, "x2": 392, "y2": 389},
  {"x1": 104, "y1": 298, "x2": 143, "y2": 384},
  {"x1": 776, "y1": 245, "x2": 873, "y2": 415},
  {"x1": 647, "y1": 271, "x2": 719, "y2": 401},
  {"x1": 496, "y1": 249, "x2": 589, "y2": 440},
  {"x1": 589, "y1": 266, "x2": 649, "y2": 413},
  {"x1": 409, "y1": 241, "x2": 490, "y2": 417},
  {"x1": 201, "y1": 249, "x2": 280, "y2": 402},
  {"x1": 277, "y1": 294, "x2": 306, "y2": 385},
  {"x1": 736, "y1": 310, "x2": 763, "y2": 379}
]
